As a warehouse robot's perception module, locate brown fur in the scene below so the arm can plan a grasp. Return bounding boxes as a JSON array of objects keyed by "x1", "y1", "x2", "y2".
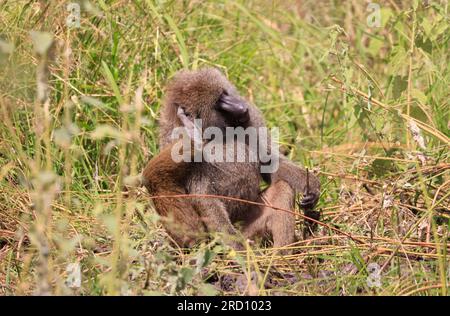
[
  {"x1": 142, "y1": 140, "x2": 206, "y2": 246},
  {"x1": 143, "y1": 136, "x2": 261, "y2": 249},
  {"x1": 143, "y1": 68, "x2": 320, "y2": 251},
  {"x1": 159, "y1": 68, "x2": 320, "y2": 196}
]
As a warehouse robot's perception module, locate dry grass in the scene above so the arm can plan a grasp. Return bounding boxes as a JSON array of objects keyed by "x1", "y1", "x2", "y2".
[{"x1": 0, "y1": 0, "x2": 448, "y2": 295}]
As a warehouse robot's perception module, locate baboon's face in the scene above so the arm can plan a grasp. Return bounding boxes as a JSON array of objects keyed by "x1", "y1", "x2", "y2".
[{"x1": 166, "y1": 68, "x2": 250, "y2": 131}]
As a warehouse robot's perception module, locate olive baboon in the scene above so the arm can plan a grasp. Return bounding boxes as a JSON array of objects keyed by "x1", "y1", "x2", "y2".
[
  {"x1": 143, "y1": 68, "x2": 320, "y2": 250},
  {"x1": 143, "y1": 108, "x2": 261, "y2": 249}
]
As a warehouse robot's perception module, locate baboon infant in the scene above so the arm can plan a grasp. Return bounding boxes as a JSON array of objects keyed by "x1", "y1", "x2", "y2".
[{"x1": 143, "y1": 68, "x2": 320, "y2": 250}]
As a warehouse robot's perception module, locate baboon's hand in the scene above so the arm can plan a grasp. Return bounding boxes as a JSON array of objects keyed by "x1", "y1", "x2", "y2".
[
  {"x1": 177, "y1": 107, "x2": 202, "y2": 145},
  {"x1": 299, "y1": 171, "x2": 320, "y2": 211},
  {"x1": 298, "y1": 191, "x2": 319, "y2": 211}
]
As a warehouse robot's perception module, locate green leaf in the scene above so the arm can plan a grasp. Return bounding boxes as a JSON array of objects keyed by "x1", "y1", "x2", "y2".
[
  {"x1": 380, "y1": 8, "x2": 393, "y2": 28},
  {"x1": 392, "y1": 75, "x2": 407, "y2": 100},
  {"x1": 196, "y1": 249, "x2": 216, "y2": 271},
  {"x1": 371, "y1": 158, "x2": 393, "y2": 177},
  {"x1": 180, "y1": 267, "x2": 194, "y2": 283},
  {"x1": 388, "y1": 46, "x2": 407, "y2": 74},
  {"x1": 101, "y1": 61, "x2": 124, "y2": 105},
  {"x1": 421, "y1": 17, "x2": 433, "y2": 37},
  {"x1": 370, "y1": 148, "x2": 398, "y2": 178},
  {"x1": 199, "y1": 283, "x2": 218, "y2": 296},
  {"x1": 411, "y1": 89, "x2": 427, "y2": 104},
  {"x1": 176, "y1": 267, "x2": 194, "y2": 290},
  {"x1": 409, "y1": 104, "x2": 428, "y2": 123},
  {"x1": 415, "y1": 35, "x2": 432, "y2": 54},
  {"x1": 164, "y1": 14, "x2": 189, "y2": 69},
  {"x1": 368, "y1": 37, "x2": 384, "y2": 56}
]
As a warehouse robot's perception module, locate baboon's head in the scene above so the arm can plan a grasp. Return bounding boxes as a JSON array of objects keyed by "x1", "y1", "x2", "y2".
[{"x1": 165, "y1": 68, "x2": 250, "y2": 130}]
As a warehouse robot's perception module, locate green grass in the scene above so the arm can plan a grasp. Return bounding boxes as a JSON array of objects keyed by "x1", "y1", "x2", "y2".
[{"x1": 0, "y1": 0, "x2": 449, "y2": 295}]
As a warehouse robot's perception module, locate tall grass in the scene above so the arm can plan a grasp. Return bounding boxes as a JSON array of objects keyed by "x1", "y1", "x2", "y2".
[{"x1": 0, "y1": 0, "x2": 448, "y2": 295}]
